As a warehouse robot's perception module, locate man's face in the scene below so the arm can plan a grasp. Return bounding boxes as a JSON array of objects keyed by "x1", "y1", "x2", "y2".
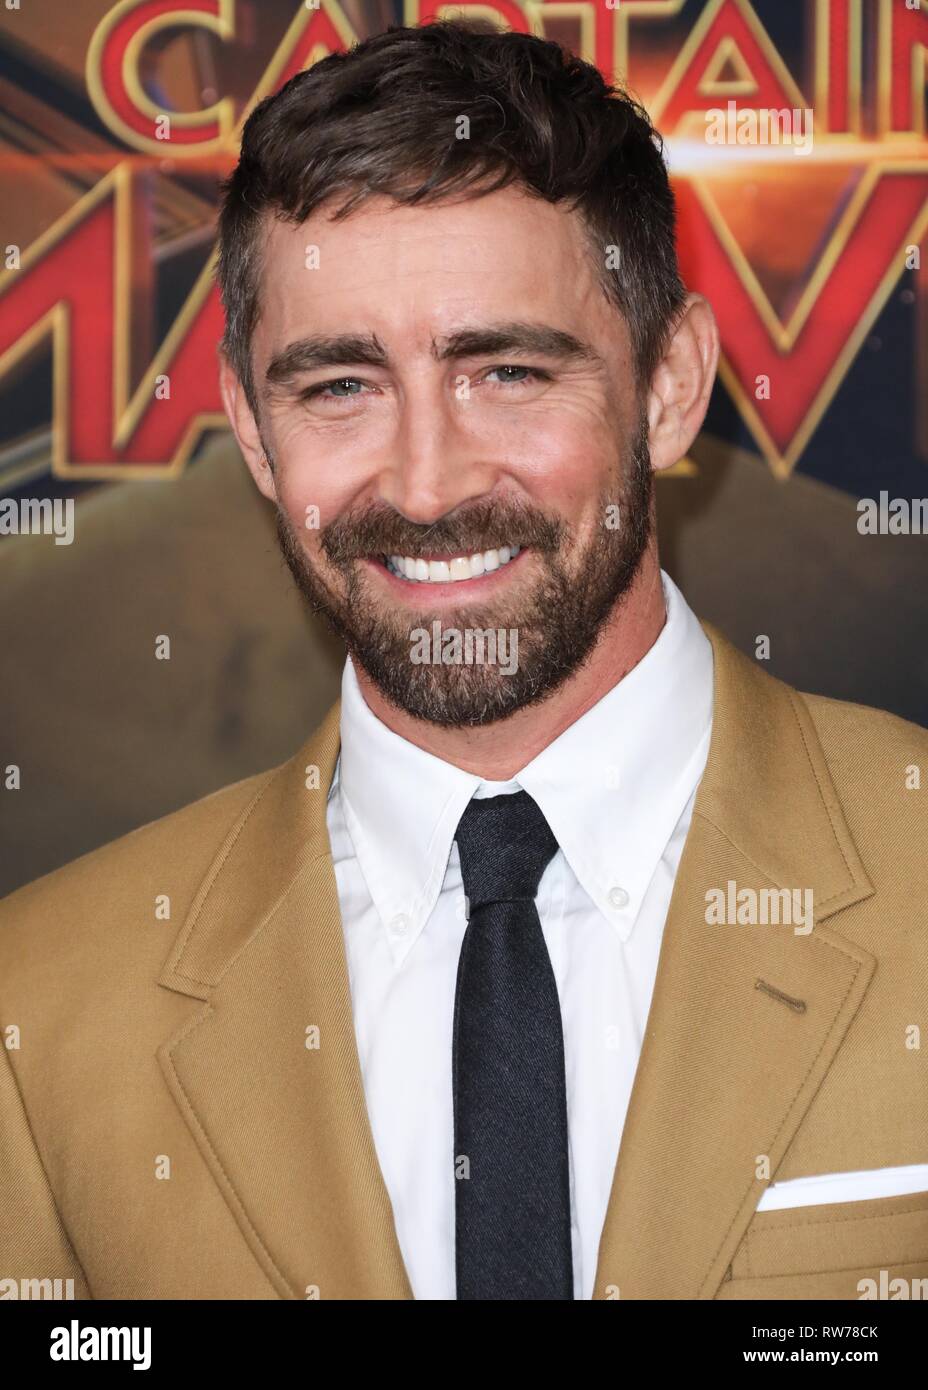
[{"x1": 240, "y1": 185, "x2": 655, "y2": 727}]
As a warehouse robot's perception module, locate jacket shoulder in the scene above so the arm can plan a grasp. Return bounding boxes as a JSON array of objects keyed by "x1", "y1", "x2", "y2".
[
  {"x1": 797, "y1": 687, "x2": 928, "y2": 862},
  {"x1": 799, "y1": 686, "x2": 928, "y2": 771},
  {"x1": 0, "y1": 763, "x2": 280, "y2": 987}
]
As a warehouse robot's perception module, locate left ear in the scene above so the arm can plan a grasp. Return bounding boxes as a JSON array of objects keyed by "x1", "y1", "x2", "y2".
[
  {"x1": 645, "y1": 293, "x2": 720, "y2": 473},
  {"x1": 219, "y1": 352, "x2": 278, "y2": 503}
]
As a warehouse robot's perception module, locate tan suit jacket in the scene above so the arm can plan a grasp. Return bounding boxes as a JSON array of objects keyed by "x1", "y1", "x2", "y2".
[{"x1": 2, "y1": 624, "x2": 927, "y2": 1300}]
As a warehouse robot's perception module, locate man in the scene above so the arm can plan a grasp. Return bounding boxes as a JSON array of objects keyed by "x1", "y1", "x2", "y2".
[{"x1": 2, "y1": 20, "x2": 927, "y2": 1302}]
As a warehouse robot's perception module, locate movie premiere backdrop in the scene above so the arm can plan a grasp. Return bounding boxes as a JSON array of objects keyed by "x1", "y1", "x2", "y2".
[{"x1": 1, "y1": 0, "x2": 926, "y2": 895}]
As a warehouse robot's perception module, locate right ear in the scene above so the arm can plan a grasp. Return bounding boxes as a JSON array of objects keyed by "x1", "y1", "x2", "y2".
[{"x1": 219, "y1": 352, "x2": 278, "y2": 503}]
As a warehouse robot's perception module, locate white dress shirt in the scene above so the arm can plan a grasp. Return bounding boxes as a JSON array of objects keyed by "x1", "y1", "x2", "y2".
[{"x1": 325, "y1": 569, "x2": 714, "y2": 1299}]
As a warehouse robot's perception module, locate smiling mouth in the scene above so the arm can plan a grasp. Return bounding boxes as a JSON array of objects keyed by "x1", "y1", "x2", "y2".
[{"x1": 379, "y1": 546, "x2": 522, "y2": 584}]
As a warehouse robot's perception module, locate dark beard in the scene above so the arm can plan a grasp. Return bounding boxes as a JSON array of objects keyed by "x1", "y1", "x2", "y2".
[{"x1": 274, "y1": 416, "x2": 653, "y2": 727}]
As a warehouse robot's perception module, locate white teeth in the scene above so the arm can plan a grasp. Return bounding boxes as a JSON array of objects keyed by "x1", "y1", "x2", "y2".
[{"x1": 383, "y1": 546, "x2": 523, "y2": 583}]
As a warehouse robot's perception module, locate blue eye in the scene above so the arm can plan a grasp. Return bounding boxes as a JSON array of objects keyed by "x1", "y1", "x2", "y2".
[
  {"x1": 481, "y1": 366, "x2": 551, "y2": 388},
  {"x1": 299, "y1": 377, "x2": 370, "y2": 404},
  {"x1": 486, "y1": 366, "x2": 532, "y2": 383},
  {"x1": 323, "y1": 378, "x2": 364, "y2": 397}
]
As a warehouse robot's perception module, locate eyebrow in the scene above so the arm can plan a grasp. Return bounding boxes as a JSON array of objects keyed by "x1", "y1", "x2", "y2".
[
  {"x1": 435, "y1": 323, "x2": 601, "y2": 365},
  {"x1": 264, "y1": 321, "x2": 601, "y2": 390}
]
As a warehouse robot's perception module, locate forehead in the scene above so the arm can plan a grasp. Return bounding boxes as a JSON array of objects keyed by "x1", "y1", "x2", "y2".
[{"x1": 254, "y1": 185, "x2": 620, "y2": 351}]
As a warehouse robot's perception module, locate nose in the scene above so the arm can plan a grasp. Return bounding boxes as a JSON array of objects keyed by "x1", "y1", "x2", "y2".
[{"x1": 375, "y1": 372, "x2": 497, "y2": 525}]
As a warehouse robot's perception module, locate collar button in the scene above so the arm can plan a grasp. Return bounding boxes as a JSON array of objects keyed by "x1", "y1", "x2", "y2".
[{"x1": 608, "y1": 886, "x2": 629, "y2": 911}]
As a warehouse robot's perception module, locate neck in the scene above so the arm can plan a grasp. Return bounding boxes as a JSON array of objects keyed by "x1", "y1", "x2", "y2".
[{"x1": 353, "y1": 546, "x2": 668, "y2": 780}]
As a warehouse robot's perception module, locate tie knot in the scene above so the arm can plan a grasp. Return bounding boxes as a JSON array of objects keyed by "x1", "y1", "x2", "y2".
[{"x1": 454, "y1": 790, "x2": 560, "y2": 912}]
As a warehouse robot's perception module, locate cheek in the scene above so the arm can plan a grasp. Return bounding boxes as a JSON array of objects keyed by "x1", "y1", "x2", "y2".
[
  {"x1": 479, "y1": 403, "x2": 619, "y2": 507},
  {"x1": 270, "y1": 415, "x2": 373, "y2": 540},
  {"x1": 270, "y1": 465, "x2": 348, "y2": 564}
]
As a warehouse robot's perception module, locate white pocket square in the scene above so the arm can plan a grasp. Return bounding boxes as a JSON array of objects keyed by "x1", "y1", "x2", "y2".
[{"x1": 756, "y1": 1164, "x2": 928, "y2": 1211}]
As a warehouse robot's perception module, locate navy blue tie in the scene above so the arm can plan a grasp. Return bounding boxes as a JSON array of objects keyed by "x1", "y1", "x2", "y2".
[{"x1": 452, "y1": 790, "x2": 573, "y2": 1300}]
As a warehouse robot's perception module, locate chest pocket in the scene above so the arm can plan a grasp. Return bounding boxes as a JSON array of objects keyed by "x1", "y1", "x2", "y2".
[{"x1": 717, "y1": 1191, "x2": 928, "y2": 1300}]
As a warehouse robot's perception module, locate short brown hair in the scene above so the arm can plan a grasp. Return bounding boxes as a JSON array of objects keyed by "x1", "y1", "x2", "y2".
[{"x1": 217, "y1": 19, "x2": 686, "y2": 410}]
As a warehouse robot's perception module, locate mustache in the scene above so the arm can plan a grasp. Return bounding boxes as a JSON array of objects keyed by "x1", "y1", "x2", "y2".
[{"x1": 320, "y1": 498, "x2": 565, "y2": 567}]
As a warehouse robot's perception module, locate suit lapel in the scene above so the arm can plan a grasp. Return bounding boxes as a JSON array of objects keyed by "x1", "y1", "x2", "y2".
[
  {"x1": 156, "y1": 702, "x2": 413, "y2": 1300},
  {"x1": 592, "y1": 624, "x2": 877, "y2": 1299}
]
